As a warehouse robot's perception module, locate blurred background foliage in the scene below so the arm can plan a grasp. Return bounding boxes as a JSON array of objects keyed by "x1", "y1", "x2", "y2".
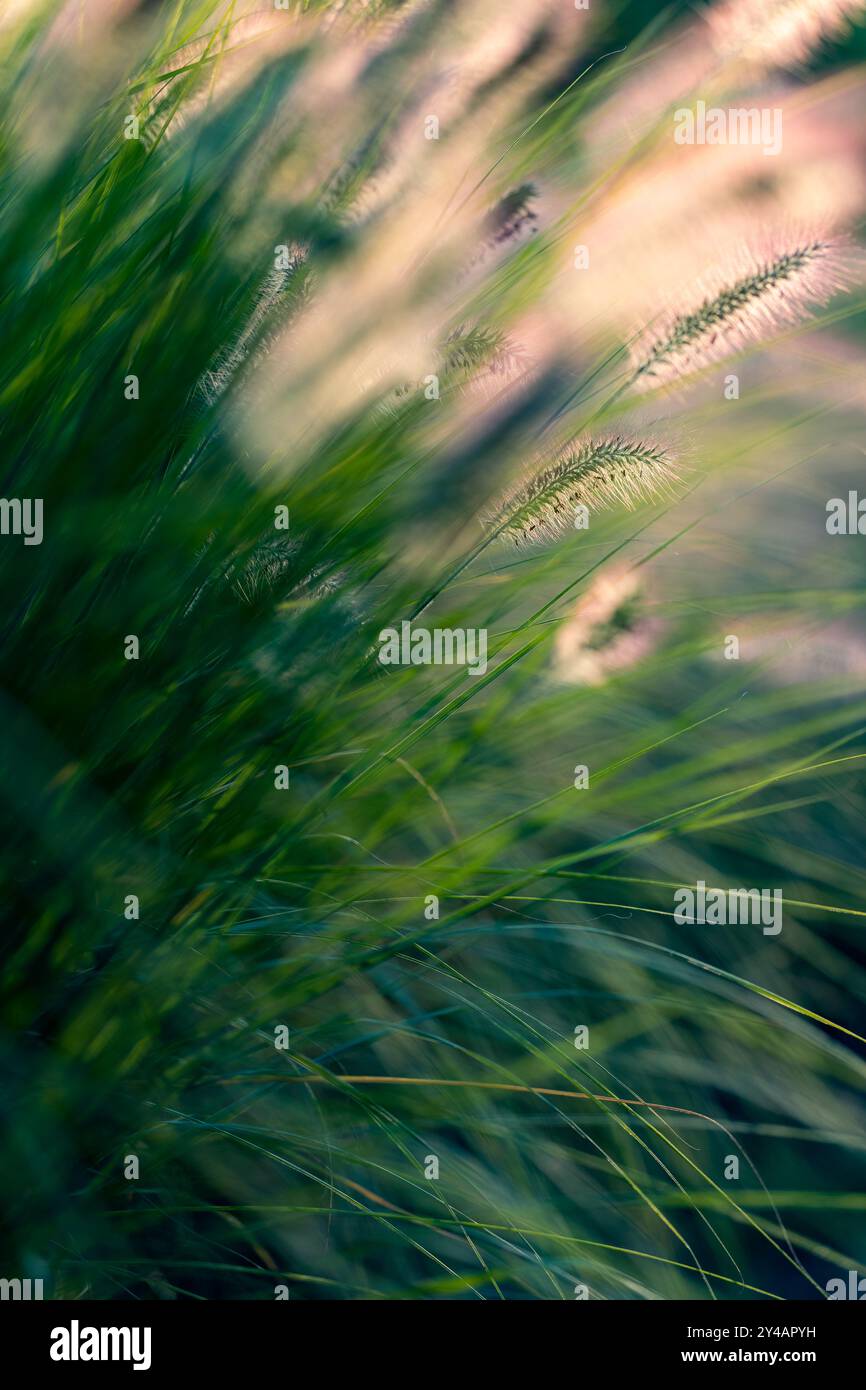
[{"x1": 0, "y1": 0, "x2": 864, "y2": 1299}]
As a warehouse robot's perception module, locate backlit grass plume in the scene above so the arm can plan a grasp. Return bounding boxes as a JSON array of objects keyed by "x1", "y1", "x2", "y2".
[
  {"x1": 632, "y1": 238, "x2": 851, "y2": 389},
  {"x1": 552, "y1": 566, "x2": 665, "y2": 686},
  {"x1": 711, "y1": 0, "x2": 866, "y2": 69},
  {"x1": 490, "y1": 435, "x2": 679, "y2": 546}
]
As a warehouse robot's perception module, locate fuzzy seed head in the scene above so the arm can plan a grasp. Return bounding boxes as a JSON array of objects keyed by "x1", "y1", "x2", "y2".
[
  {"x1": 632, "y1": 237, "x2": 851, "y2": 389},
  {"x1": 490, "y1": 435, "x2": 679, "y2": 547},
  {"x1": 710, "y1": 0, "x2": 866, "y2": 70},
  {"x1": 552, "y1": 566, "x2": 664, "y2": 686}
]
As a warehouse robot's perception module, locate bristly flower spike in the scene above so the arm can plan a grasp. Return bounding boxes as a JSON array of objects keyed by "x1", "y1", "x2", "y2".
[
  {"x1": 632, "y1": 237, "x2": 851, "y2": 389},
  {"x1": 489, "y1": 434, "x2": 679, "y2": 547}
]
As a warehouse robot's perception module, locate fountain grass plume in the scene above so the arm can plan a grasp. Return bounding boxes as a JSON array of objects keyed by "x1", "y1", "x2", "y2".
[
  {"x1": 710, "y1": 0, "x2": 866, "y2": 69},
  {"x1": 489, "y1": 434, "x2": 679, "y2": 547},
  {"x1": 632, "y1": 237, "x2": 852, "y2": 389}
]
